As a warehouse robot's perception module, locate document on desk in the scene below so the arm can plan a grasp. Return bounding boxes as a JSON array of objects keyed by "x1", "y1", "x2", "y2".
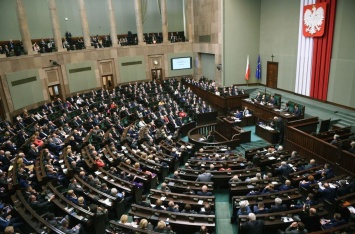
[
  {"x1": 318, "y1": 182, "x2": 325, "y2": 190},
  {"x1": 161, "y1": 196, "x2": 166, "y2": 201},
  {"x1": 284, "y1": 113, "x2": 290, "y2": 116},
  {"x1": 281, "y1": 217, "x2": 294, "y2": 222},
  {"x1": 347, "y1": 206, "x2": 355, "y2": 213},
  {"x1": 268, "y1": 156, "x2": 276, "y2": 160},
  {"x1": 94, "y1": 171, "x2": 102, "y2": 175},
  {"x1": 247, "y1": 185, "x2": 255, "y2": 189},
  {"x1": 198, "y1": 200, "x2": 204, "y2": 205}
]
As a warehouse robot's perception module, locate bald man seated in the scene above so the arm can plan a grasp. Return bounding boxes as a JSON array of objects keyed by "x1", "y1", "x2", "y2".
[{"x1": 197, "y1": 185, "x2": 213, "y2": 196}]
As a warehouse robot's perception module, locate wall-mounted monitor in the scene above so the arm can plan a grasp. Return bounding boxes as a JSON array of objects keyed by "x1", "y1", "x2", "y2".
[{"x1": 171, "y1": 57, "x2": 192, "y2": 70}]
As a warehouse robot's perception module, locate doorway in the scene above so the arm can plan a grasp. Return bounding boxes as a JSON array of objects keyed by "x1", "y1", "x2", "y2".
[
  {"x1": 151, "y1": 69, "x2": 163, "y2": 82},
  {"x1": 267, "y1": 62, "x2": 278, "y2": 88},
  {"x1": 48, "y1": 85, "x2": 62, "y2": 101},
  {"x1": 102, "y1": 75, "x2": 114, "y2": 90}
]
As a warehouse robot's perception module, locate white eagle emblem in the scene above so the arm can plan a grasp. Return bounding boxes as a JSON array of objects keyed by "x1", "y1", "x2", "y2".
[{"x1": 304, "y1": 5, "x2": 325, "y2": 35}]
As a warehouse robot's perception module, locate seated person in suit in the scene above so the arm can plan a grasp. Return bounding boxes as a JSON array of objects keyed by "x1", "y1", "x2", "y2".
[
  {"x1": 317, "y1": 163, "x2": 334, "y2": 180},
  {"x1": 154, "y1": 220, "x2": 174, "y2": 233},
  {"x1": 348, "y1": 141, "x2": 355, "y2": 154},
  {"x1": 255, "y1": 92, "x2": 262, "y2": 102},
  {"x1": 196, "y1": 168, "x2": 213, "y2": 182},
  {"x1": 237, "y1": 200, "x2": 252, "y2": 216},
  {"x1": 291, "y1": 193, "x2": 318, "y2": 209},
  {"x1": 253, "y1": 201, "x2": 269, "y2": 214},
  {"x1": 199, "y1": 204, "x2": 214, "y2": 215},
  {"x1": 219, "y1": 162, "x2": 231, "y2": 171},
  {"x1": 283, "y1": 221, "x2": 308, "y2": 234},
  {"x1": 181, "y1": 204, "x2": 196, "y2": 214},
  {"x1": 336, "y1": 180, "x2": 351, "y2": 197},
  {"x1": 330, "y1": 134, "x2": 342, "y2": 149},
  {"x1": 240, "y1": 213, "x2": 264, "y2": 234},
  {"x1": 166, "y1": 201, "x2": 180, "y2": 212},
  {"x1": 293, "y1": 104, "x2": 301, "y2": 116},
  {"x1": 154, "y1": 199, "x2": 165, "y2": 210},
  {"x1": 229, "y1": 175, "x2": 242, "y2": 184},
  {"x1": 235, "y1": 110, "x2": 243, "y2": 119},
  {"x1": 243, "y1": 106, "x2": 250, "y2": 116},
  {"x1": 279, "y1": 180, "x2": 293, "y2": 191},
  {"x1": 160, "y1": 182, "x2": 171, "y2": 192},
  {"x1": 197, "y1": 185, "x2": 213, "y2": 196},
  {"x1": 282, "y1": 103, "x2": 290, "y2": 112},
  {"x1": 261, "y1": 94, "x2": 267, "y2": 103},
  {"x1": 302, "y1": 159, "x2": 317, "y2": 170},
  {"x1": 206, "y1": 131, "x2": 215, "y2": 143},
  {"x1": 261, "y1": 183, "x2": 277, "y2": 194},
  {"x1": 299, "y1": 175, "x2": 317, "y2": 189},
  {"x1": 270, "y1": 198, "x2": 287, "y2": 213},
  {"x1": 320, "y1": 213, "x2": 346, "y2": 230},
  {"x1": 193, "y1": 225, "x2": 210, "y2": 234},
  {"x1": 276, "y1": 161, "x2": 293, "y2": 180},
  {"x1": 268, "y1": 95, "x2": 276, "y2": 105},
  {"x1": 60, "y1": 219, "x2": 81, "y2": 234},
  {"x1": 317, "y1": 182, "x2": 337, "y2": 202}
]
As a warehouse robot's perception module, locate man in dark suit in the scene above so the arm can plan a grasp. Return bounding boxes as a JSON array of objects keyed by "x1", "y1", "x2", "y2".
[
  {"x1": 320, "y1": 213, "x2": 346, "y2": 230},
  {"x1": 240, "y1": 213, "x2": 264, "y2": 234},
  {"x1": 197, "y1": 185, "x2": 213, "y2": 196},
  {"x1": 276, "y1": 161, "x2": 293, "y2": 181},
  {"x1": 317, "y1": 182, "x2": 336, "y2": 202},
  {"x1": 254, "y1": 92, "x2": 262, "y2": 102},
  {"x1": 89, "y1": 204, "x2": 108, "y2": 234},
  {"x1": 279, "y1": 180, "x2": 293, "y2": 191},
  {"x1": 28, "y1": 194, "x2": 55, "y2": 214},
  {"x1": 299, "y1": 207, "x2": 321, "y2": 232},
  {"x1": 196, "y1": 168, "x2": 213, "y2": 182},
  {"x1": 270, "y1": 198, "x2": 287, "y2": 213}
]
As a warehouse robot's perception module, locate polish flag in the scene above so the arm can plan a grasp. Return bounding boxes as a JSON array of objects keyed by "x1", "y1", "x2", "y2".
[{"x1": 245, "y1": 55, "x2": 250, "y2": 80}]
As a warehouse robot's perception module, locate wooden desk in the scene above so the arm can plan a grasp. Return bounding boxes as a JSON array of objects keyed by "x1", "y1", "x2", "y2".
[
  {"x1": 255, "y1": 124, "x2": 279, "y2": 144},
  {"x1": 129, "y1": 204, "x2": 215, "y2": 232},
  {"x1": 182, "y1": 80, "x2": 249, "y2": 113},
  {"x1": 242, "y1": 99, "x2": 300, "y2": 122},
  {"x1": 149, "y1": 189, "x2": 215, "y2": 210},
  {"x1": 237, "y1": 204, "x2": 327, "y2": 233},
  {"x1": 164, "y1": 177, "x2": 214, "y2": 193},
  {"x1": 233, "y1": 188, "x2": 301, "y2": 208}
]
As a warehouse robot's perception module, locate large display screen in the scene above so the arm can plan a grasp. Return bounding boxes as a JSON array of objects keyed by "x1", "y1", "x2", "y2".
[{"x1": 171, "y1": 57, "x2": 192, "y2": 70}]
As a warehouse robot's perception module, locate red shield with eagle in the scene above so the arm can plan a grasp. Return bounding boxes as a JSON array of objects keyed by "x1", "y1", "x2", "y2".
[{"x1": 303, "y1": 2, "x2": 327, "y2": 37}]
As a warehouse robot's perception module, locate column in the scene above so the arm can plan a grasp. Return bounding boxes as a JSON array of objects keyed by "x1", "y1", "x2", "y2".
[
  {"x1": 49, "y1": 0, "x2": 65, "y2": 52},
  {"x1": 161, "y1": 0, "x2": 169, "y2": 43},
  {"x1": 134, "y1": 0, "x2": 144, "y2": 45},
  {"x1": 15, "y1": 0, "x2": 34, "y2": 55},
  {"x1": 184, "y1": 0, "x2": 194, "y2": 42},
  {"x1": 78, "y1": 0, "x2": 92, "y2": 48},
  {"x1": 107, "y1": 0, "x2": 118, "y2": 47}
]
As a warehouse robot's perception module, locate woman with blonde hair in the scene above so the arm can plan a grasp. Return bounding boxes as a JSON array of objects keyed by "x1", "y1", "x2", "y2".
[{"x1": 119, "y1": 214, "x2": 131, "y2": 225}]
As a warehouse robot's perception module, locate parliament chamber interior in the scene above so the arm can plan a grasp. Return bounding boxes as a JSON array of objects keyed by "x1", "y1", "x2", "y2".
[{"x1": 0, "y1": 0, "x2": 354, "y2": 234}]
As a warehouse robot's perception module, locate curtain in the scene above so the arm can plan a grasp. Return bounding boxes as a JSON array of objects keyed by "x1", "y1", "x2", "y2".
[{"x1": 141, "y1": 0, "x2": 148, "y2": 24}]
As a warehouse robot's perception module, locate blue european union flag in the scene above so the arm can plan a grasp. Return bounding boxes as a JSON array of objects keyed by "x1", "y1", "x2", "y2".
[{"x1": 255, "y1": 55, "x2": 261, "y2": 80}]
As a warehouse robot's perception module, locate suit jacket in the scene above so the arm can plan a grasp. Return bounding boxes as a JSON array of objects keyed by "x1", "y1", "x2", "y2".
[
  {"x1": 240, "y1": 220, "x2": 264, "y2": 234},
  {"x1": 197, "y1": 191, "x2": 213, "y2": 196},
  {"x1": 196, "y1": 173, "x2": 213, "y2": 182},
  {"x1": 299, "y1": 213, "x2": 321, "y2": 232},
  {"x1": 270, "y1": 204, "x2": 287, "y2": 213}
]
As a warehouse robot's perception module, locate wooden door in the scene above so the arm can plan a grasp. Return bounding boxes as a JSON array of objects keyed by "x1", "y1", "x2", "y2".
[
  {"x1": 102, "y1": 75, "x2": 114, "y2": 90},
  {"x1": 48, "y1": 85, "x2": 62, "y2": 101},
  {"x1": 151, "y1": 68, "x2": 163, "y2": 82},
  {"x1": 267, "y1": 62, "x2": 278, "y2": 88}
]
